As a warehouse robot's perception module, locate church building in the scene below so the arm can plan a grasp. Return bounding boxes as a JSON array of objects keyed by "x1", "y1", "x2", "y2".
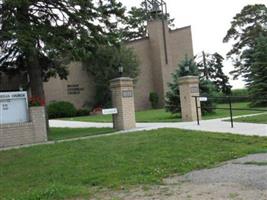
[{"x1": 0, "y1": 0, "x2": 194, "y2": 111}]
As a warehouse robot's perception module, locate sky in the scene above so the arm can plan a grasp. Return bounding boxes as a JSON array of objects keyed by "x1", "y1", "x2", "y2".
[{"x1": 119, "y1": 0, "x2": 267, "y2": 89}]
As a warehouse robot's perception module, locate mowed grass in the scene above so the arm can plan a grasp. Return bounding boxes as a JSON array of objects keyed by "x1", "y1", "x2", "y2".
[
  {"x1": 234, "y1": 113, "x2": 267, "y2": 124},
  {"x1": 203, "y1": 102, "x2": 266, "y2": 119},
  {"x1": 1, "y1": 128, "x2": 267, "y2": 200},
  {"x1": 65, "y1": 109, "x2": 181, "y2": 123},
  {"x1": 64, "y1": 102, "x2": 264, "y2": 123},
  {"x1": 48, "y1": 128, "x2": 115, "y2": 141}
]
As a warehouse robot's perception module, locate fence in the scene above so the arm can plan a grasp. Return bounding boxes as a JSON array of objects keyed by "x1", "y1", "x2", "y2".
[{"x1": 193, "y1": 95, "x2": 267, "y2": 128}]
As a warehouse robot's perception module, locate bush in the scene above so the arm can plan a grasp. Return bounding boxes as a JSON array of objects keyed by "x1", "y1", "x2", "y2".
[
  {"x1": 76, "y1": 109, "x2": 90, "y2": 117},
  {"x1": 48, "y1": 101, "x2": 77, "y2": 119},
  {"x1": 149, "y1": 92, "x2": 159, "y2": 109}
]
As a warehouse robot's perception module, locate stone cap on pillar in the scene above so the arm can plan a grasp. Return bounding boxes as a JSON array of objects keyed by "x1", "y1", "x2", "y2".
[
  {"x1": 110, "y1": 77, "x2": 134, "y2": 88},
  {"x1": 178, "y1": 76, "x2": 199, "y2": 85}
]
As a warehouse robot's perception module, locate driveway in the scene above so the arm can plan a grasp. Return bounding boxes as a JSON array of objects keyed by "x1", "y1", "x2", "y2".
[{"x1": 92, "y1": 153, "x2": 267, "y2": 200}]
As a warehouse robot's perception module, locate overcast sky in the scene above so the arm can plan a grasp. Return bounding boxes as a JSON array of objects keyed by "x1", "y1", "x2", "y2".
[{"x1": 119, "y1": 0, "x2": 267, "y2": 89}]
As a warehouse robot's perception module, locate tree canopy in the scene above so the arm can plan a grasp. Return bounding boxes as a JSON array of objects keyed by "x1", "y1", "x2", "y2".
[
  {"x1": 84, "y1": 45, "x2": 139, "y2": 108},
  {"x1": 121, "y1": 2, "x2": 175, "y2": 41},
  {"x1": 197, "y1": 52, "x2": 232, "y2": 95},
  {"x1": 0, "y1": 0, "x2": 126, "y2": 100},
  {"x1": 223, "y1": 4, "x2": 267, "y2": 80},
  {"x1": 247, "y1": 35, "x2": 267, "y2": 106}
]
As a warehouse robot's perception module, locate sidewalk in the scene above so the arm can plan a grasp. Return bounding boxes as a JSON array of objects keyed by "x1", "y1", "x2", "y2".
[{"x1": 50, "y1": 114, "x2": 267, "y2": 137}]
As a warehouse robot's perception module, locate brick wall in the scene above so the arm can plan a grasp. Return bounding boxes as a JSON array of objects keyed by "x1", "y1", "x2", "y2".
[{"x1": 0, "y1": 107, "x2": 48, "y2": 149}]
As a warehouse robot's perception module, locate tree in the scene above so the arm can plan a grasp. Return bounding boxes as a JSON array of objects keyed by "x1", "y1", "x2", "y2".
[
  {"x1": 199, "y1": 80, "x2": 218, "y2": 114},
  {"x1": 197, "y1": 52, "x2": 232, "y2": 95},
  {"x1": 121, "y1": 2, "x2": 175, "y2": 41},
  {"x1": 166, "y1": 55, "x2": 218, "y2": 115},
  {"x1": 0, "y1": 0, "x2": 126, "y2": 101},
  {"x1": 223, "y1": 4, "x2": 267, "y2": 80},
  {"x1": 247, "y1": 35, "x2": 267, "y2": 106},
  {"x1": 84, "y1": 45, "x2": 139, "y2": 108},
  {"x1": 165, "y1": 56, "x2": 198, "y2": 114}
]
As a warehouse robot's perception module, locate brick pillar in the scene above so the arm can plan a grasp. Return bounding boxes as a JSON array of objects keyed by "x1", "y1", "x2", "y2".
[
  {"x1": 178, "y1": 76, "x2": 202, "y2": 122},
  {"x1": 110, "y1": 77, "x2": 136, "y2": 130}
]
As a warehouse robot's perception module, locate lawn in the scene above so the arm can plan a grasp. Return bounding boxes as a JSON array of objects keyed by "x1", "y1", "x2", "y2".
[
  {"x1": 64, "y1": 102, "x2": 264, "y2": 123},
  {"x1": 65, "y1": 109, "x2": 181, "y2": 123},
  {"x1": 48, "y1": 128, "x2": 115, "y2": 141},
  {"x1": 1, "y1": 128, "x2": 267, "y2": 200},
  {"x1": 234, "y1": 113, "x2": 267, "y2": 124},
  {"x1": 203, "y1": 102, "x2": 266, "y2": 119}
]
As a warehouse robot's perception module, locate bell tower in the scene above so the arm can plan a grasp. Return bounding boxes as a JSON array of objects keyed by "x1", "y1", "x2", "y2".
[{"x1": 145, "y1": 0, "x2": 172, "y2": 106}]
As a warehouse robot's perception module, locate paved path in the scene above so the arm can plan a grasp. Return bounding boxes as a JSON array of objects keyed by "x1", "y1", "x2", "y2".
[
  {"x1": 50, "y1": 114, "x2": 267, "y2": 136},
  {"x1": 93, "y1": 153, "x2": 267, "y2": 200}
]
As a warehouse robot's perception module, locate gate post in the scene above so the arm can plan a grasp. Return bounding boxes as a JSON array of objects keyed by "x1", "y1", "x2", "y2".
[
  {"x1": 178, "y1": 76, "x2": 202, "y2": 122},
  {"x1": 110, "y1": 77, "x2": 136, "y2": 130}
]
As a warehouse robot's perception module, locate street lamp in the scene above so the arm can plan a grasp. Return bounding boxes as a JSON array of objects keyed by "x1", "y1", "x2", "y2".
[
  {"x1": 118, "y1": 64, "x2": 123, "y2": 77},
  {"x1": 185, "y1": 65, "x2": 190, "y2": 73}
]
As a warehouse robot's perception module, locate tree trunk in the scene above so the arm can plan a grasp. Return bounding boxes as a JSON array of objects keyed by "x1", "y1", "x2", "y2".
[
  {"x1": 28, "y1": 48, "x2": 49, "y2": 131},
  {"x1": 28, "y1": 49, "x2": 45, "y2": 101}
]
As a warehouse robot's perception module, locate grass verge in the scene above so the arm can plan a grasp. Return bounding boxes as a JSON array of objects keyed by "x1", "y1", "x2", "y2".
[
  {"x1": 48, "y1": 128, "x2": 115, "y2": 141},
  {"x1": 233, "y1": 113, "x2": 267, "y2": 124},
  {"x1": 1, "y1": 128, "x2": 267, "y2": 199}
]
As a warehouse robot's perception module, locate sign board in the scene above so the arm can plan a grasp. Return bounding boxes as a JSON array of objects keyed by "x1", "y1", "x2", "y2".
[
  {"x1": 102, "y1": 108, "x2": 118, "y2": 115},
  {"x1": 0, "y1": 91, "x2": 29, "y2": 124},
  {"x1": 122, "y1": 90, "x2": 133, "y2": 98},
  {"x1": 199, "y1": 97, "x2": 208, "y2": 102},
  {"x1": 191, "y1": 86, "x2": 199, "y2": 94}
]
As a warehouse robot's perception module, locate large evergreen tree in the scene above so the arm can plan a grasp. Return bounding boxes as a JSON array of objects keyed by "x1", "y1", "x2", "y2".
[
  {"x1": 165, "y1": 56, "x2": 198, "y2": 114},
  {"x1": 247, "y1": 35, "x2": 267, "y2": 106},
  {"x1": 197, "y1": 52, "x2": 232, "y2": 95},
  {"x1": 223, "y1": 4, "x2": 267, "y2": 80},
  {"x1": 0, "y1": 0, "x2": 125, "y2": 101},
  {"x1": 166, "y1": 56, "x2": 218, "y2": 115}
]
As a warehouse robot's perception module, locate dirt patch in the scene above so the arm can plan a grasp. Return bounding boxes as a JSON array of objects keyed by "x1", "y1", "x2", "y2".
[{"x1": 90, "y1": 182, "x2": 267, "y2": 200}]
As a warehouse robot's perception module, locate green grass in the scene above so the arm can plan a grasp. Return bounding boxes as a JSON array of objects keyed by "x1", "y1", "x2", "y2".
[
  {"x1": 203, "y1": 102, "x2": 265, "y2": 120},
  {"x1": 1, "y1": 128, "x2": 267, "y2": 200},
  {"x1": 233, "y1": 113, "x2": 267, "y2": 124},
  {"x1": 66, "y1": 109, "x2": 181, "y2": 123},
  {"x1": 64, "y1": 102, "x2": 264, "y2": 123},
  {"x1": 48, "y1": 128, "x2": 115, "y2": 141}
]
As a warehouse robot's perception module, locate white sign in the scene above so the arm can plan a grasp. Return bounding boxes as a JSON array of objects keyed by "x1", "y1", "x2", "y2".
[
  {"x1": 199, "y1": 97, "x2": 208, "y2": 102},
  {"x1": 102, "y1": 108, "x2": 118, "y2": 115},
  {"x1": 0, "y1": 91, "x2": 29, "y2": 124}
]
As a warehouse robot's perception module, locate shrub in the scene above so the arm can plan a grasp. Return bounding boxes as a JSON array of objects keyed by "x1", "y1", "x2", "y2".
[
  {"x1": 47, "y1": 101, "x2": 77, "y2": 119},
  {"x1": 29, "y1": 96, "x2": 45, "y2": 107},
  {"x1": 149, "y1": 92, "x2": 159, "y2": 109},
  {"x1": 76, "y1": 109, "x2": 90, "y2": 117}
]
